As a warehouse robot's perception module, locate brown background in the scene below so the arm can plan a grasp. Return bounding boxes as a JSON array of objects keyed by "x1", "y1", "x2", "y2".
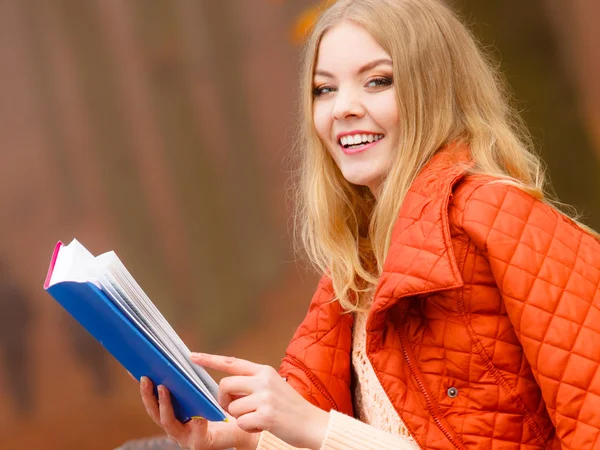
[{"x1": 0, "y1": 1, "x2": 598, "y2": 449}]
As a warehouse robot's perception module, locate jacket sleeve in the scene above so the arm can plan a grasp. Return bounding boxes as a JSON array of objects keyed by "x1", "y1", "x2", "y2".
[
  {"x1": 462, "y1": 182, "x2": 600, "y2": 449},
  {"x1": 277, "y1": 276, "x2": 354, "y2": 416},
  {"x1": 256, "y1": 410, "x2": 420, "y2": 450}
]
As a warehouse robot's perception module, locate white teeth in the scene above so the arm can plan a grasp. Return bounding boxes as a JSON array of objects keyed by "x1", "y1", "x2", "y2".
[{"x1": 339, "y1": 133, "x2": 384, "y2": 147}]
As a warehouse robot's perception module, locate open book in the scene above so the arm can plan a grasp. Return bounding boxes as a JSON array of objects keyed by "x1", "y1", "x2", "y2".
[{"x1": 44, "y1": 239, "x2": 227, "y2": 423}]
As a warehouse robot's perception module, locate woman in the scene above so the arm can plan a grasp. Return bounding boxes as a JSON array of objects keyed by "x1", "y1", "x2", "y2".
[{"x1": 139, "y1": 0, "x2": 600, "y2": 448}]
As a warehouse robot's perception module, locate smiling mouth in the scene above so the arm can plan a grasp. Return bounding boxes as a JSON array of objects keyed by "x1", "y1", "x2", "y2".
[{"x1": 339, "y1": 133, "x2": 384, "y2": 150}]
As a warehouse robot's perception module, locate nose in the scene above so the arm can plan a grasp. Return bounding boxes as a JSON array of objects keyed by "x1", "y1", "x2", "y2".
[{"x1": 332, "y1": 89, "x2": 365, "y2": 120}]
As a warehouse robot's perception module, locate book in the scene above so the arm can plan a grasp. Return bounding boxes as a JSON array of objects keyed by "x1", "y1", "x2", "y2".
[{"x1": 43, "y1": 239, "x2": 227, "y2": 423}]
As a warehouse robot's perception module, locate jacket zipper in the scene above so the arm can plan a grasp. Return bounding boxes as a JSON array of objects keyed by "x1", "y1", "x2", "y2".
[
  {"x1": 399, "y1": 334, "x2": 466, "y2": 450},
  {"x1": 282, "y1": 355, "x2": 338, "y2": 411}
]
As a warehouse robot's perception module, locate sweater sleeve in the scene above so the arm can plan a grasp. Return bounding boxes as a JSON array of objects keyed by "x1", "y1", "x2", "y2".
[
  {"x1": 255, "y1": 410, "x2": 421, "y2": 450},
  {"x1": 462, "y1": 182, "x2": 600, "y2": 449}
]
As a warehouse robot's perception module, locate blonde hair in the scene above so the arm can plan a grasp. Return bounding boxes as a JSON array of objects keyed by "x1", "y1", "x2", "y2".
[{"x1": 293, "y1": 0, "x2": 584, "y2": 311}]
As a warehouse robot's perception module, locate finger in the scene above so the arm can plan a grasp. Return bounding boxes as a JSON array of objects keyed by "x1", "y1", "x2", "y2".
[
  {"x1": 235, "y1": 410, "x2": 266, "y2": 434},
  {"x1": 188, "y1": 416, "x2": 208, "y2": 442},
  {"x1": 227, "y1": 394, "x2": 259, "y2": 419},
  {"x1": 218, "y1": 376, "x2": 255, "y2": 409},
  {"x1": 190, "y1": 353, "x2": 261, "y2": 376},
  {"x1": 139, "y1": 377, "x2": 161, "y2": 427},
  {"x1": 157, "y1": 385, "x2": 187, "y2": 442},
  {"x1": 190, "y1": 418, "x2": 239, "y2": 450}
]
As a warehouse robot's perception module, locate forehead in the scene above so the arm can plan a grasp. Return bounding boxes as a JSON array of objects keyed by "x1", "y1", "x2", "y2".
[{"x1": 315, "y1": 21, "x2": 391, "y2": 73}]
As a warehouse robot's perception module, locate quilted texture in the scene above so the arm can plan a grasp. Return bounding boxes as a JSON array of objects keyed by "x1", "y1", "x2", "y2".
[{"x1": 278, "y1": 146, "x2": 600, "y2": 449}]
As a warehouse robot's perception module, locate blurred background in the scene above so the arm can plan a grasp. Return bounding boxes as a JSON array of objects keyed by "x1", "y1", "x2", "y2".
[{"x1": 0, "y1": 0, "x2": 598, "y2": 448}]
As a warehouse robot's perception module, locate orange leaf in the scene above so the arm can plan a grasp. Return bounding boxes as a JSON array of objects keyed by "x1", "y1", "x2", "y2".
[{"x1": 291, "y1": 1, "x2": 337, "y2": 44}]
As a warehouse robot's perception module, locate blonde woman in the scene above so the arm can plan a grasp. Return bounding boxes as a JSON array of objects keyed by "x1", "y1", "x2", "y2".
[{"x1": 139, "y1": 0, "x2": 600, "y2": 448}]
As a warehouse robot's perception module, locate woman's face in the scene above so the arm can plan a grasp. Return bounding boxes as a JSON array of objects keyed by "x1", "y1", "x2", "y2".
[{"x1": 312, "y1": 21, "x2": 399, "y2": 197}]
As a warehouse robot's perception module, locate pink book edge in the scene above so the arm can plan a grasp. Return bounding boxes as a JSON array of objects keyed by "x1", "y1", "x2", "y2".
[{"x1": 43, "y1": 241, "x2": 63, "y2": 289}]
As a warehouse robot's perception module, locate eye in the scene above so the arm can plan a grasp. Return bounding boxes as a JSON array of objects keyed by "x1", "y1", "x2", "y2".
[
  {"x1": 313, "y1": 85, "x2": 336, "y2": 97},
  {"x1": 366, "y1": 76, "x2": 393, "y2": 88}
]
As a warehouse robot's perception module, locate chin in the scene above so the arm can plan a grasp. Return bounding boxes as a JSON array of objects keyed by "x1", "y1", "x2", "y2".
[{"x1": 341, "y1": 172, "x2": 378, "y2": 189}]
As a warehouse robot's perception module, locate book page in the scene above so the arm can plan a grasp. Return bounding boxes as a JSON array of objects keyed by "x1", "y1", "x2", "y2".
[
  {"x1": 98, "y1": 269, "x2": 218, "y2": 401},
  {"x1": 99, "y1": 255, "x2": 219, "y2": 400},
  {"x1": 49, "y1": 240, "x2": 101, "y2": 288}
]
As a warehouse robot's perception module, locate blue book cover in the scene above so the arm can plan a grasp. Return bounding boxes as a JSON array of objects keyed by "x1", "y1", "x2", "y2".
[{"x1": 44, "y1": 241, "x2": 227, "y2": 424}]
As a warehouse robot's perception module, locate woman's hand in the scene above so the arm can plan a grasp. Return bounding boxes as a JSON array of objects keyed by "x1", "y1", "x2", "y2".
[
  {"x1": 191, "y1": 353, "x2": 331, "y2": 450},
  {"x1": 139, "y1": 376, "x2": 259, "y2": 450}
]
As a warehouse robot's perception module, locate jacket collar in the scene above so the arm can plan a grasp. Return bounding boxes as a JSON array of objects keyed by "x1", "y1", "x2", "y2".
[{"x1": 370, "y1": 144, "x2": 473, "y2": 321}]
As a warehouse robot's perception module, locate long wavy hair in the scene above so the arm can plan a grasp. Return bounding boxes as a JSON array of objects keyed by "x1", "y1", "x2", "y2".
[{"x1": 292, "y1": 0, "x2": 581, "y2": 311}]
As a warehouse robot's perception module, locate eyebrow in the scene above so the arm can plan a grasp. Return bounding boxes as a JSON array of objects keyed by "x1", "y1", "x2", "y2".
[{"x1": 314, "y1": 58, "x2": 393, "y2": 78}]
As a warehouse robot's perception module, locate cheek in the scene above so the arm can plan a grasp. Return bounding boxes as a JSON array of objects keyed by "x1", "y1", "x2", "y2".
[{"x1": 368, "y1": 93, "x2": 399, "y2": 132}]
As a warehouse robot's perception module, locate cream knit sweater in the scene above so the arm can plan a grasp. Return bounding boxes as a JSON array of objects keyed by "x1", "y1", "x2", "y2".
[{"x1": 255, "y1": 311, "x2": 420, "y2": 450}]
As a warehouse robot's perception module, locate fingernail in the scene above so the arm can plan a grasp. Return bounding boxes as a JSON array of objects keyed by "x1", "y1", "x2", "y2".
[
  {"x1": 158, "y1": 385, "x2": 165, "y2": 397},
  {"x1": 190, "y1": 352, "x2": 204, "y2": 359},
  {"x1": 141, "y1": 376, "x2": 148, "y2": 388}
]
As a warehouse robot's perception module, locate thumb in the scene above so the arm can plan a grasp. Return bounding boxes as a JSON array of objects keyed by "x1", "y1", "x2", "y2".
[{"x1": 190, "y1": 417, "x2": 210, "y2": 446}]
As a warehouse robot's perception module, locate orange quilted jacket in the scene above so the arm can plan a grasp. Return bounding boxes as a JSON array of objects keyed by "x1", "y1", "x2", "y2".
[{"x1": 279, "y1": 147, "x2": 600, "y2": 449}]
